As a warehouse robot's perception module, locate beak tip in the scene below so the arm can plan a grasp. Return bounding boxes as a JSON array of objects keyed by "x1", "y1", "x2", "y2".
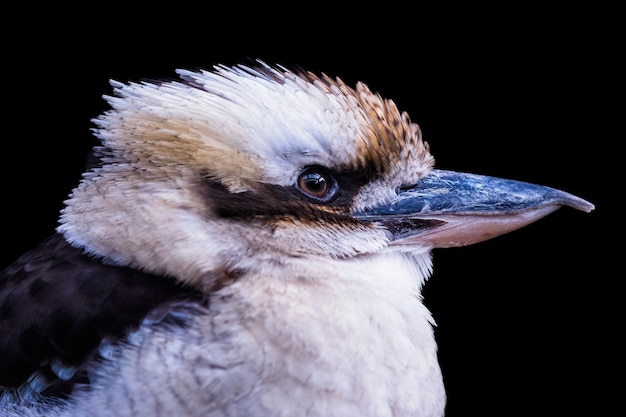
[
  {"x1": 553, "y1": 190, "x2": 594, "y2": 213},
  {"x1": 582, "y1": 202, "x2": 595, "y2": 213}
]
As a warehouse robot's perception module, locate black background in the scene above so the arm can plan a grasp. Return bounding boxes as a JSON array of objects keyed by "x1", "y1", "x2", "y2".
[{"x1": 2, "y1": 5, "x2": 617, "y2": 416}]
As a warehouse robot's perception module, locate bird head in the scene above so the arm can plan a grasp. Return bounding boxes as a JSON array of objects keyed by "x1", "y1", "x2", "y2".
[{"x1": 57, "y1": 61, "x2": 594, "y2": 290}]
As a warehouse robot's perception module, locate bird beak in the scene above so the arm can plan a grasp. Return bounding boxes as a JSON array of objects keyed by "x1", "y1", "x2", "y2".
[{"x1": 354, "y1": 169, "x2": 595, "y2": 248}]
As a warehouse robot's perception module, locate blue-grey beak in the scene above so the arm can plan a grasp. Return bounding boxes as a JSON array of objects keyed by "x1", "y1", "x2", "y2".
[{"x1": 355, "y1": 169, "x2": 594, "y2": 248}]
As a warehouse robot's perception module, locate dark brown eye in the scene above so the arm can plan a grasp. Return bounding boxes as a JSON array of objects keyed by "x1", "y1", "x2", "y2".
[{"x1": 296, "y1": 166, "x2": 338, "y2": 202}]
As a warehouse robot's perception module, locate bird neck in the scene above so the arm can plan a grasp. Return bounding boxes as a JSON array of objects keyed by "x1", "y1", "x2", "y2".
[{"x1": 195, "y1": 251, "x2": 445, "y2": 415}]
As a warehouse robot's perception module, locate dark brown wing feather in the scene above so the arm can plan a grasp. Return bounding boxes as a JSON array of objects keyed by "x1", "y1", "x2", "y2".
[{"x1": 0, "y1": 234, "x2": 203, "y2": 398}]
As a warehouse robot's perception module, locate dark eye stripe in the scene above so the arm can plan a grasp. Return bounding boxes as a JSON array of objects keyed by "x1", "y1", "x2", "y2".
[{"x1": 199, "y1": 167, "x2": 371, "y2": 220}]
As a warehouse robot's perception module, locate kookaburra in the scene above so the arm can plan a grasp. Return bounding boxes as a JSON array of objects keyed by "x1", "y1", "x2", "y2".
[{"x1": 0, "y1": 61, "x2": 594, "y2": 417}]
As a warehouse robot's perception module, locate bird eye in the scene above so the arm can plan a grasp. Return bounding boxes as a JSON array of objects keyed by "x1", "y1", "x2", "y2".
[{"x1": 296, "y1": 166, "x2": 337, "y2": 202}]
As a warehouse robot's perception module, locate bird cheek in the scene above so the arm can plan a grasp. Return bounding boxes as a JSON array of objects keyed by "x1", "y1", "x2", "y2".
[{"x1": 264, "y1": 220, "x2": 387, "y2": 259}]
